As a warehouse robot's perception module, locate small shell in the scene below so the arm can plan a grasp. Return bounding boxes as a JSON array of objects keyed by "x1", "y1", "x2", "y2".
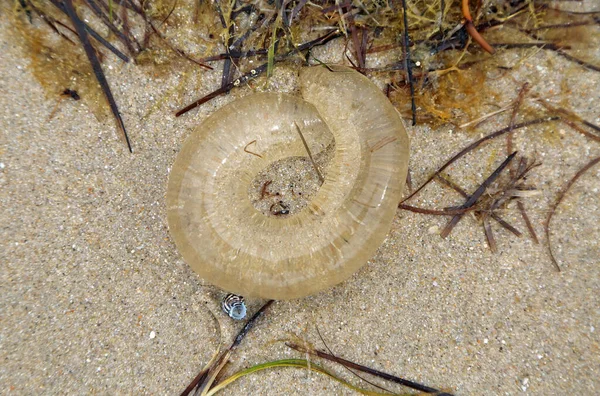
[
  {"x1": 221, "y1": 293, "x2": 247, "y2": 320},
  {"x1": 167, "y1": 66, "x2": 409, "y2": 300}
]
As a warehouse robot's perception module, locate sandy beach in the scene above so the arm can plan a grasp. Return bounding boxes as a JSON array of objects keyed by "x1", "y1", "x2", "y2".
[{"x1": 1, "y1": 1, "x2": 599, "y2": 394}]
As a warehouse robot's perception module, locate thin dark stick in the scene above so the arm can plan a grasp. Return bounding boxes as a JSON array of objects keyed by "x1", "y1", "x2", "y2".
[
  {"x1": 215, "y1": 0, "x2": 235, "y2": 89},
  {"x1": 124, "y1": 0, "x2": 144, "y2": 14},
  {"x1": 179, "y1": 369, "x2": 209, "y2": 396},
  {"x1": 483, "y1": 216, "x2": 497, "y2": 252},
  {"x1": 314, "y1": 325, "x2": 392, "y2": 393},
  {"x1": 436, "y1": 174, "x2": 522, "y2": 236},
  {"x1": 440, "y1": 152, "x2": 517, "y2": 238},
  {"x1": 62, "y1": 0, "x2": 132, "y2": 152},
  {"x1": 400, "y1": 0, "x2": 416, "y2": 125},
  {"x1": 120, "y1": 3, "x2": 135, "y2": 51},
  {"x1": 582, "y1": 119, "x2": 600, "y2": 133},
  {"x1": 232, "y1": 300, "x2": 274, "y2": 348},
  {"x1": 147, "y1": 21, "x2": 212, "y2": 70},
  {"x1": 492, "y1": 42, "x2": 563, "y2": 50},
  {"x1": 399, "y1": 204, "x2": 475, "y2": 215},
  {"x1": 507, "y1": 83, "x2": 530, "y2": 159},
  {"x1": 84, "y1": 0, "x2": 138, "y2": 56},
  {"x1": 176, "y1": 30, "x2": 342, "y2": 116},
  {"x1": 198, "y1": 48, "x2": 269, "y2": 62},
  {"x1": 218, "y1": 12, "x2": 270, "y2": 88},
  {"x1": 545, "y1": 156, "x2": 600, "y2": 271},
  {"x1": 517, "y1": 201, "x2": 539, "y2": 243},
  {"x1": 295, "y1": 123, "x2": 324, "y2": 184},
  {"x1": 290, "y1": 0, "x2": 308, "y2": 22},
  {"x1": 50, "y1": 0, "x2": 131, "y2": 62},
  {"x1": 176, "y1": 63, "x2": 268, "y2": 116},
  {"x1": 525, "y1": 20, "x2": 598, "y2": 32},
  {"x1": 347, "y1": 10, "x2": 365, "y2": 69},
  {"x1": 181, "y1": 300, "x2": 275, "y2": 396},
  {"x1": 405, "y1": 168, "x2": 412, "y2": 191},
  {"x1": 400, "y1": 117, "x2": 559, "y2": 204},
  {"x1": 157, "y1": 0, "x2": 178, "y2": 27},
  {"x1": 18, "y1": 0, "x2": 32, "y2": 22},
  {"x1": 555, "y1": 49, "x2": 600, "y2": 72},
  {"x1": 25, "y1": 0, "x2": 76, "y2": 45},
  {"x1": 524, "y1": 30, "x2": 600, "y2": 72},
  {"x1": 491, "y1": 214, "x2": 522, "y2": 237},
  {"x1": 286, "y1": 343, "x2": 449, "y2": 394},
  {"x1": 544, "y1": 7, "x2": 600, "y2": 15},
  {"x1": 536, "y1": 99, "x2": 600, "y2": 141}
]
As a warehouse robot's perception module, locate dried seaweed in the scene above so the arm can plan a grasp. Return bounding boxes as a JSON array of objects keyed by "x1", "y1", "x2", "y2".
[
  {"x1": 545, "y1": 156, "x2": 600, "y2": 272},
  {"x1": 314, "y1": 324, "x2": 393, "y2": 393},
  {"x1": 62, "y1": 0, "x2": 132, "y2": 152},
  {"x1": 439, "y1": 152, "x2": 517, "y2": 238},
  {"x1": 401, "y1": 117, "x2": 558, "y2": 204},
  {"x1": 181, "y1": 300, "x2": 274, "y2": 396},
  {"x1": 175, "y1": 30, "x2": 342, "y2": 116},
  {"x1": 295, "y1": 123, "x2": 325, "y2": 184},
  {"x1": 286, "y1": 342, "x2": 452, "y2": 395},
  {"x1": 14, "y1": 0, "x2": 600, "y2": 151}
]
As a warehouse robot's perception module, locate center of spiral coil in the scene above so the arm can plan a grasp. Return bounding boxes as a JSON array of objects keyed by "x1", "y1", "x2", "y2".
[{"x1": 248, "y1": 142, "x2": 335, "y2": 217}]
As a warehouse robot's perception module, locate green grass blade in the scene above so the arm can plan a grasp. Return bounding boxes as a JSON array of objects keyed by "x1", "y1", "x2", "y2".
[
  {"x1": 267, "y1": 16, "x2": 281, "y2": 78},
  {"x1": 205, "y1": 358, "x2": 414, "y2": 396}
]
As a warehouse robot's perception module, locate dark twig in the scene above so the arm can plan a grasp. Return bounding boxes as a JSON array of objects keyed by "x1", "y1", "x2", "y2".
[
  {"x1": 84, "y1": 0, "x2": 139, "y2": 56},
  {"x1": 215, "y1": 0, "x2": 236, "y2": 89},
  {"x1": 582, "y1": 119, "x2": 600, "y2": 134},
  {"x1": 398, "y1": 204, "x2": 476, "y2": 216},
  {"x1": 440, "y1": 152, "x2": 517, "y2": 238},
  {"x1": 295, "y1": 123, "x2": 325, "y2": 184},
  {"x1": 181, "y1": 300, "x2": 275, "y2": 396},
  {"x1": 198, "y1": 48, "x2": 269, "y2": 62},
  {"x1": 400, "y1": 117, "x2": 559, "y2": 204},
  {"x1": 543, "y1": 7, "x2": 600, "y2": 15},
  {"x1": 176, "y1": 30, "x2": 342, "y2": 116},
  {"x1": 314, "y1": 325, "x2": 392, "y2": 393},
  {"x1": 491, "y1": 214, "x2": 522, "y2": 237},
  {"x1": 347, "y1": 10, "x2": 366, "y2": 70},
  {"x1": 555, "y1": 49, "x2": 600, "y2": 73},
  {"x1": 523, "y1": 30, "x2": 600, "y2": 72},
  {"x1": 436, "y1": 175, "x2": 522, "y2": 237},
  {"x1": 483, "y1": 216, "x2": 497, "y2": 252},
  {"x1": 18, "y1": 0, "x2": 32, "y2": 22},
  {"x1": 545, "y1": 156, "x2": 600, "y2": 272},
  {"x1": 175, "y1": 63, "x2": 268, "y2": 117},
  {"x1": 232, "y1": 300, "x2": 274, "y2": 348},
  {"x1": 517, "y1": 201, "x2": 539, "y2": 243},
  {"x1": 286, "y1": 343, "x2": 451, "y2": 394},
  {"x1": 536, "y1": 99, "x2": 600, "y2": 142},
  {"x1": 62, "y1": 0, "x2": 132, "y2": 152},
  {"x1": 507, "y1": 82, "x2": 530, "y2": 159},
  {"x1": 24, "y1": 0, "x2": 75, "y2": 44},
  {"x1": 290, "y1": 0, "x2": 308, "y2": 23},
  {"x1": 179, "y1": 369, "x2": 209, "y2": 396},
  {"x1": 50, "y1": 0, "x2": 131, "y2": 62},
  {"x1": 147, "y1": 21, "x2": 213, "y2": 70},
  {"x1": 524, "y1": 20, "x2": 599, "y2": 32},
  {"x1": 400, "y1": 0, "x2": 416, "y2": 125}
]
